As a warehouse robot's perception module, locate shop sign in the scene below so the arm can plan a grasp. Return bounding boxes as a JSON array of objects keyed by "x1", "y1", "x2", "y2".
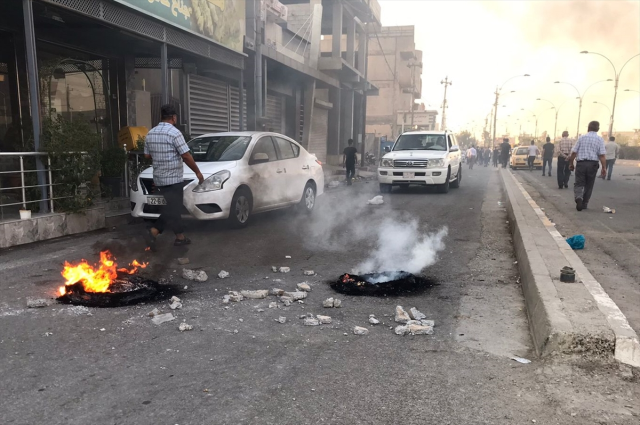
[{"x1": 114, "y1": 0, "x2": 245, "y2": 53}]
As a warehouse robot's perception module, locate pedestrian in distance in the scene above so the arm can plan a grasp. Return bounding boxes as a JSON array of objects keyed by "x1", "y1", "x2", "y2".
[
  {"x1": 568, "y1": 121, "x2": 607, "y2": 211},
  {"x1": 342, "y1": 138, "x2": 358, "y2": 186},
  {"x1": 527, "y1": 140, "x2": 540, "y2": 171},
  {"x1": 605, "y1": 136, "x2": 620, "y2": 180},
  {"x1": 484, "y1": 147, "x2": 491, "y2": 167},
  {"x1": 477, "y1": 147, "x2": 483, "y2": 166},
  {"x1": 467, "y1": 145, "x2": 477, "y2": 169},
  {"x1": 500, "y1": 138, "x2": 511, "y2": 168},
  {"x1": 556, "y1": 130, "x2": 573, "y2": 189},
  {"x1": 493, "y1": 146, "x2": 500, "y2": 167},
  {"x1": 144, "y1": 104, "x2": 205, "y2": 251},
  {"x1": 542, "y1": 136, "x2": 554, "y2": 176}
]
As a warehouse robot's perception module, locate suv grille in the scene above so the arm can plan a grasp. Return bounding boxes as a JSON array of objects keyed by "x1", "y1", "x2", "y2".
[{"x1": 393, "y1": 159, "x2": 428, "y2": 168}]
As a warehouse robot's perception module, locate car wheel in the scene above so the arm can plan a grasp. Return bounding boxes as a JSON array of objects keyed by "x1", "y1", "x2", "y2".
[
  {"x1": 451, "y1": 167, "x2": 461, "y2": 188},
  {"x1": 437, "y1": 169, "x2": 450, "y2": 193},
  {"x1": 380, "y1": 183, "x2": 392, "y2": 193},
  {"x1": 298, "y1": 182, "x2": 316, "y2": 214},
  {"x1": 228, "y1": 188, "x2": 252, "y2": 228}
]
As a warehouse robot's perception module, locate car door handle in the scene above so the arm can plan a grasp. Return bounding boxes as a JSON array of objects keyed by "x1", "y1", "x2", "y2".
[
  {"x1": 302, "y1": 165, "x2": 309, "y2": 170},
  {"x1": 277, "y1": 169, "x2": 284, "y2": 173}
]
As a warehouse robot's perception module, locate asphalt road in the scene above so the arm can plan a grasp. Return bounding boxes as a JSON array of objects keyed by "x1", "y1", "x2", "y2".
[
  {"x1": 0, "y1": 165, "x2": 638, "y2": 425},
  {"x1": 512, "y1": 160, "x2": 640, "y2": 335}
]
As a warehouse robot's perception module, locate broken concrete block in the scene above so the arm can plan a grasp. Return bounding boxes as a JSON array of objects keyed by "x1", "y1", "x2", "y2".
[
  {"x1": 283, "y1": 291, "x2": 307, "y2": 301},
  {"x1": 218, "y1": 270, "x2": 230, "y2": 279},
  {"x1": 280, "y1": 296, "x2": 294, "y2": 306},
  {"x1": 177, "y1": 257, "x2": 190, "y2": 265},
  {"x1": 353, "y1": 326, "x2": 369, "y2": 335},
  {"x1": 268, "y1": 302, "x2": 277, "y2": 309},
  {"x1": 148, "y1": 308, "x2": 160, "y2": 317},
  {"x1": 276, "y1": 316, "x2": 287, "y2": 324},
  {"x1": 323, "y1": 298, "x2": 335, "y2": 308},
  {"x1": 279, "y1": 267, "x2": 291, "y2": 273},
  {"x1": 170, "y1": 296, "x2": 181, "y2": 303},
  {"x1": 317, "y1": 315, "x2": 332, "y2": 324},
  {"x1": 222, "y1": 295, "x2": 231, "y2": 304},
  {"x1": 271, "y1": 266, "x2": 278, "y2": 273},
  {"x1": 395, "y1": 306, "x2": 410, "y2": 324},
  {"x1": 228, "y1": 291, "x2": 244, "y2": 302},
  {"x1": 394, "y1": 325, "x2": 410, "y2": 335},
  {"x1": 178, "y1": 322, "x2": 193, "y2": 332},
  {"x1": 296, "y1": 282, "x2": 311, "y2": 292},
  {"x1": 26, "y1": 298, "x2": 48, "y2": 308},
  {"x1": 303, "y1": 270, "x2": 315, "y2": 276},
  {"x1": 285, "y1": 255, "x2": 292, "y2": 259},
  {"x1": 333, "y1": 298, "x2": 342, "y2": 308},
  {"x1": 269, "y1": 288, "x2": 285, "y2": 296},
  {"x1": 304, "y1": 317, "x2": 320, "y2": 326},
  {"x1": 420, "y1": 320, "x2": 435, "y2": 327},
  {"x1": 240, "y1": 290, "x2": 269, "y2": 299},
  {"x1": 369, "y1": 315, "x2": 380, "y2": 325},
  {"x1": 409, "y1": 307, "x2": 426, "y2": 321},
  {"x1": 151, "y1": 313, "x2": 176, "y2": 325},
  {"x1": 182, "y1": 269, "x2": 208, "y2": 282},
  {"x1": 408, "y1": 324, "x2": 434, "y2": 335},
  {"x1": 169, "y1": 301, "x2": 182, "y2": 310}
]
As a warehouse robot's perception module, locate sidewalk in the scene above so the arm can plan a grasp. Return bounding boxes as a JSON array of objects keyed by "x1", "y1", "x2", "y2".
[{"x1": 322, "y1": 164, "x2": 377, "y2": 186}]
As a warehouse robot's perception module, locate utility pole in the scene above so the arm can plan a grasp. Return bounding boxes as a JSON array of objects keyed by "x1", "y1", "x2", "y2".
[{"x1": 440, "y1": 76, "x2": 452, "y2": 130}]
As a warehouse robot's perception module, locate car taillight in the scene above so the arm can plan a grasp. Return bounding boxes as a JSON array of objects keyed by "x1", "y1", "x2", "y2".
[{"x1": 316, "y1": 159, "x2": 322, "y2": 166}]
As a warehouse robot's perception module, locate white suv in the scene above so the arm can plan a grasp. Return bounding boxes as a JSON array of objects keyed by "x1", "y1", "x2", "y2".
[{"x1": 377, "y1": 131, "x2": 462, "y2": 193}]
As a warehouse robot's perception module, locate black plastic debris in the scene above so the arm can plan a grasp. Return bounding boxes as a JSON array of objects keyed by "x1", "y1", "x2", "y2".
[{"x1": 332, "y1": 271, "x2": 436, "y2": 296}]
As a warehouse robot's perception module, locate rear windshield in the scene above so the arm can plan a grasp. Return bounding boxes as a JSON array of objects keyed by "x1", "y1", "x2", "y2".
[
  {"x1": 516, "y1": 147, "x2": 529, "y2": 155},
  {"x1": 188, "y1": 136, "x2": 251, "y2": 162},
  {"x1": 394, "y1": 134, "x2": 448, "y2": 151}
]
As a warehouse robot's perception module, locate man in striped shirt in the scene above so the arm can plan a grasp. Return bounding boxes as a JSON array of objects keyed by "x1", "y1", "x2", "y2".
[
  {"x1": 556, "y1": 131, "x2": 574, "y2": 189},
  {"x1": 568, "y1": 121, "x2": 607, "y2": 211}
]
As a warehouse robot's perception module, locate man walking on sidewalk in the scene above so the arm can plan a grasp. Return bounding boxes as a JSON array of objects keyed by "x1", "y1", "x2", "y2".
[
  {"x1": 542, "y1": 136, "x2": 554, "y2": 176},
  {"x1": 605, "y1": 136, "x2": 620, "y2": 180},
  {"x1": 342, "y1": 139, "x2": 358, "y2": 186},
  {"x1": 568, "y1": 121, "x2": 607, "y2": 211},
  {"x1": 556, "y1": 131, "x2": 573, "y2": 189},
  {"x1": 144, "y1": 104, "x2": 204, "y2": 250},
  {"x1": 493, "y1": 146, "x2": 500, "y2": 167},
  {"x1": 467, "y1": 145, "x2": 477, "y2": 169},
  {"x1": 500, "y1": 138, "x2": 511, "y2": 168},
  {"x1": 527, "y1": 140, "x2": 540, "y2": 171}
]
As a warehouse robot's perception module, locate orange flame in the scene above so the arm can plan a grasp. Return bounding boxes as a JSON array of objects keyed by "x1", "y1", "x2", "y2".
[{"x1": 59, "y1": 250, "x2": 148, "y2": 295}]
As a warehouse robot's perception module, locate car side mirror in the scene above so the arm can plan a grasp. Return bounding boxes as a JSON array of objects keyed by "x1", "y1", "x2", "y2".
[
  {"x1": 251, "y1": 152, "x2": 269, "y2": 164},
  {"x1": 384, "y1": 146, "x2": 391, "y2": 153},
  {"x1": 449, "y1": 146, "x2": 459, "y2": 152}
]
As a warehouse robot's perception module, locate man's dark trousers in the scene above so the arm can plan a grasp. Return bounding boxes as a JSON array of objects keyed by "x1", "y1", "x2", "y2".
[
  {"x1": 345, "y1": 163, "x2": 356, "y2": 183},
  {"x1": 574, "y1": 160, "x2": 599, "y2": 207},
  {"x1": 501, "y1": 155, "x2": 509, "y2": 168},
  {"x1": 542, "y1": 157, "x2": 552, "y2": 175},
  {"x1": 557, "y1": 156, "x2": 571, "y2": 188},
  {"x1": 155, "y1": 182, "x2": 184, "y2": 234}
]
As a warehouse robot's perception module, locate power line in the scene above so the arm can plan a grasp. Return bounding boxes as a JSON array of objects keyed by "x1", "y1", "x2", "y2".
[{"x1": 371, "y1": 26, "x2": 397, "y2": 82}]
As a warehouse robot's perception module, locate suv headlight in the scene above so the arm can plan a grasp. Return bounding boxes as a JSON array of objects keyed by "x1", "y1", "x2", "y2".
[
  {"x1": 427, "y1": 159, "x2": 445, "y2": 168},
  {"x1": 380, "y1": 158, "x2": 394, "y2": 167},
  {"x1": 193, "y1": 170, "x2": 231, "y2": 192}
]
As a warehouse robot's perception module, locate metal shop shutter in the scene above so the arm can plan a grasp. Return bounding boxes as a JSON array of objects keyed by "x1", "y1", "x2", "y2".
[
  {"x1": 265, "y1": 94, "x2": 283, "y2": 134},
  {"x1": 229, "y1": 86, "x2": 247, "y2": 131},
  {"x1": 309, "y1": 107, "x2": 328, "y2": 163},
  {"x1": 187, "y1": 75, "x2": 229, "y2": 136}
]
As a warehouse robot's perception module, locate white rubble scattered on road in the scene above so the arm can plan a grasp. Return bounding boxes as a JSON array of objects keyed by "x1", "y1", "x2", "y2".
[
  {"x1": 170, "y1": 296, "x2": 181, "y2": 303},
  {"x1": 218, "y1": 270, "x2": 230, "y2": 279},
  {"x1": 407, "y1": 324, "x2": 433, "y2": 335},
  {"x1": 279, "y1": 267, "x2": 291, "y2": 273},
  {"x1": 317, "y1": 315, "x2": 332, "y2": 324},
  {"x1": 285, "y1": 255, "x2": 292, "y2": 259},
  {"x1": 182, "y1": 269, "x2": 208, "y2": 282},
  {"x1": 353, "y1": 326, "x2": 369, "y2": 335},
  {"x1": 323, "y1": 298, "x2": 335, "y2": 308},
  {"x1": 227, "y1": 291, "x2": 244, "y2": 302},
  {"x1": 510, "y1": 356, "x2": 531, "y2": 364},
  {"x1": 369, "y1": 315, "x2": 380, "y2": 325},
  {"x1": 303, "y1": 270, "x2": 315, "y2": 276},
  {"x1": 409, "y1": 307, "x2": 426, "y2": 321},
  {"x1": 304, "y1": 316, "x2": 320, "y2": 326},
  {"x1": 178, "y1": 322, "x2": 193, "y2": 332},
  {"x1": 43, "y1": 332, "x2": 53, "y2": 337},
  {"x1": 240, "y1": 290, "x2": 269, "y2": 299},
  {"x1": 169, "y1": 301, "x2": 182, "y2": 310},
  {"x1": 222, "y1": 295, "x2": 230, "y2": 304},
  {"x1": 269, "y1": 288, "x2": 285, "y2": 296},
  {"x1": 280, "y1": 296, "x2": 294, "y2": 306},
  {"x1": 26, "y1": 298, "x2": 48, "y2": 308},
  {"x1": 296, "y1": 283, "x2": 311, "y2": 292},
  {"x1": 151, "y1": 313, "x2": 176, "y2": 325},
  {"x1": 66, "y1": 305, "x2": 92, "y2": 316},
  {"x1": 268, "y1": 302, "x2": 277, "y2": 309},
  {"x1": 395, "y1": 306, "x2": 411, "y2": 323},
  {"x1": 184, "y1": 285, "x2": 188, "y2": 290},
  {"x1": 283, "y1": 291, "x2": 307, "y2": 301},
  {"x1": 394, "y1": 325, "x2": 410, "y2": 335},
  {"x1": 148, "y1": 308, "x2": 161, "y2": 317},
  {"x1": 276, "y1": 316, "x2": 287, "y2": 324},
  {"x1": 420, "y1": 320, "x2": 435, "y2": 327},
  {"x1": 367, "y1": 195, "x2": 384, "y2": 205},
  {"x1": 272, "y1": 266, "x2": 278, "y2": 273},
  {"x1": 177, "y1": 257, "x2": 190, "y2": 265},
  {"x1": 333, "y1": 299, "x2": 342, "y2": 308}
]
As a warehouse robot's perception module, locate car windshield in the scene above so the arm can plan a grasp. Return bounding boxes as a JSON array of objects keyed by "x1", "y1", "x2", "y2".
[
  {"x1": 393, "y1": 134, "x2": 448, "y2": 151},
  {"x1": 188, "y1": 136, "x2": 251, "y2": 162},
  {"x1": 516, "y1": 147, "x2": 529, "y2": 155}
]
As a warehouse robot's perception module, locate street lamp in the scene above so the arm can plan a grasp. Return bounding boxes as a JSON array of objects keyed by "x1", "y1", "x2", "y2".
[
  {"x1": 492, "y1": 74, "x2": 530, "y2": 149},
  {"x1": 520, "y1": 108, "x2": 538, "y2": 140},
  {"x1": 554, "y1": 78, "x2": 613, "y2": 138},
  {"x1": 624, "y1": 88, "x2": 640, "y2": 94},
  {"x1": 580, "y1": 51, "x2": 640, "y2": 138}
]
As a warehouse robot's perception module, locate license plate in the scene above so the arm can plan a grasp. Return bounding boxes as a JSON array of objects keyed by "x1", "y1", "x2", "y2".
[
  {"x1": 403, "y1": 172, "x2": 415, "y2": 179},
  {"x1": 147, "y1": 197, "x2": 167, "y2": 205}
]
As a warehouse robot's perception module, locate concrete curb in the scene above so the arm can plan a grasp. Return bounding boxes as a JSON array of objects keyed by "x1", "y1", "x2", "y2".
[{"x1": 500, "y1": 169, "x2": 640, "y2": 367}]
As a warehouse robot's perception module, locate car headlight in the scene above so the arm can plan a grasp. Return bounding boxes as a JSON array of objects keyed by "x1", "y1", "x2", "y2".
[
  {"x1": 427, "y1": 159, "x2": 445, "y2": 168},
  {"x1": 192, "y1": 170, "x2": 230, "y2": 193},
  {"x1": 380, "y1": 158, "x2": 394, "y2": 167}
]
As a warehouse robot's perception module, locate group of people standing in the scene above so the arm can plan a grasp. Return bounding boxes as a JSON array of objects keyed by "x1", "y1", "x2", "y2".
[{"x1": 465, "y1": 139, "x2": 513, "y2": 169}]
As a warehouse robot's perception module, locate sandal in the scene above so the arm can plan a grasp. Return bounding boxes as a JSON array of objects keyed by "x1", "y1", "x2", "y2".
[{"x1": 174, "y1": 238, "x2": 191, "y2": 246}]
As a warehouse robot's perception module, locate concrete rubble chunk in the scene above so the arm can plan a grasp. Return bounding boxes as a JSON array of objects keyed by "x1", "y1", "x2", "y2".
[
  {"x1": 151, "y1": 313, "x2": 176, "y2": 325},
  {"x1": 178, "y1": 322, "x2": 193, "y2": 332},
  {"x1": 304, "y1": 316, "x2": 320, "y2": 326},
  {"x1": 408, "y1": 324, "x2": 434, "y2": 335},
  {"x1": 409, "y1": 307, "x2": 426, "y2": 321},
  {"x1": 228, "y1": 291, "x2": 244, "y2": 302},
  {"x1": 369, "y1": 315, "x2": 380, "y2": 325},
  {"x1": 177, "y1": 257, "x2": 190, "y2": 265},
  {"x1": 26, "y1": 298, "x2": 48, "y2": 308},
  {"x1": 148, "y1": 308, "x2": 160, "y2": 317},
  {"x1": 317, "y1": 315, "x2": 332, "y2": 324},
  {"x1": 279, "y1": 267, "x2": 291, "y2": 273},
  {"x1": 170, "y1": 296, "x2": 181, "y2": 303},
  {"x1": 222, "y1": 295, "x2": 231, "y2": 304},
  {"x1": 394, "y1": 325, "x2": 410, "y2": 336},
  {"x1": 269, "y1": 288, "x2": 285, "y2": 296},
  {"x1": 420, "y1": 320, "x2": 435, "y2": 327},
  {"x1": 271, "y1": 266, "x2": 278, "y2": 273},
  {"x1": 285, "y1": 255, "x2": 292, "y2": 259},
  {"x1": 218, "y1": 270, "x2": 230, "y2": 279},
  {"x1": 323, "y1": 298, "x2": 335, "y2": 308},
  {"x1": 182, "y1": 269, "x2": 208, "y2": 282},
  {"x1": 303, "y1": 270, "x2": 315, "y2": 276},
  {"x1": 240, "y1": 290, "x2": 269, "y2": 299},
  {"x1": 296, "y1": 283, "x2": 311, "y2": 292},
  {"x1": 333, "y1": 299, "x2": 342, "y2": 308},
  {"x1": 395, "y1": 306, "x2": 411, "y2": 323},
  {"x1": 276, "y1": 316, "x2": 287, "y2": 324},
  {"x1": 353, "y1": 326, "x2": 369, "y2": 335},
  {"x1": 169, "y1": 301, "x2": 182, "y2": 310},
  {"x1": 268, "y1": 302, "x2": 277, "y2": 309},
  {"x1": 283, "y1": 291, "x2": 307, "y2": 301},
  {"x1": 280, "y1": 296, "x2": 294, "y2": 306}
]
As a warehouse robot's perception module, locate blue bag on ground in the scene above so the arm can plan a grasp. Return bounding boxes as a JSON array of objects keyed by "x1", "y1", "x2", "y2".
[{"x1": 566, "y1": 234, "x2": 585, "y2": 250}]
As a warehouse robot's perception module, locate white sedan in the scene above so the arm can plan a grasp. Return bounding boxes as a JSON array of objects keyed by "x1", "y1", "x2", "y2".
[{"x1": 130, "y1": 132, "x2": 324, "y2": 227}]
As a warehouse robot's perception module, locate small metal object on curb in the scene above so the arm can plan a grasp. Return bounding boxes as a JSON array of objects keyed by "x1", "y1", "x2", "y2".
[{"x1": 560, "y1": 266, "x2": 576, "y2": 283}]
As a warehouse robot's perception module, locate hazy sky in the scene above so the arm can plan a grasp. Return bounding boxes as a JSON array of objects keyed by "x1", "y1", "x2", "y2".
[{"x1": 378, "y1": 0, "x2": 640, "y2": 138}]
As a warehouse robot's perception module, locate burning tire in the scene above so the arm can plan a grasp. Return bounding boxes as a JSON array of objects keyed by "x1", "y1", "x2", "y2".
[{"x1": 332, "y1": 272, "x2": 436, "y2": 296}]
